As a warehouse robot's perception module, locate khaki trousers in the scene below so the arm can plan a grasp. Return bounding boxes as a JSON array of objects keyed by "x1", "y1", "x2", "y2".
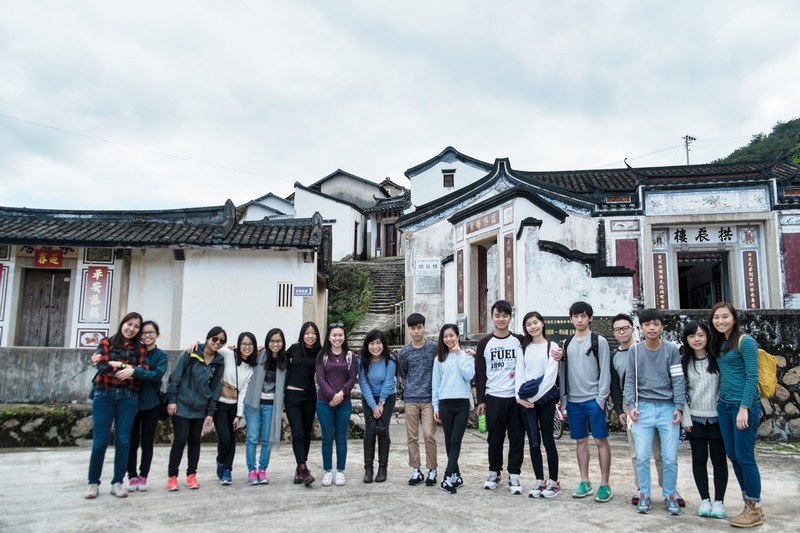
[{"x1": 405, "y1": 402, "x2": 438, "y2": 470}]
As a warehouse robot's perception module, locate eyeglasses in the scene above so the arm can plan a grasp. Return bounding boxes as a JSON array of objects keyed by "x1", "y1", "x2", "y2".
[
  {"x1": 613, "y1": 326, "x2": 632, "y2": 334},
  {"x1": 141, "y1": 331, "x2": 157, "y2": 337},
  {"x1": 329, "y1": 322, "x2": 344, "y2": 328},
  {"x1": 240, "y1": 342, "x2": 254, "y2": 347},
  {"x1": 269, "y1": 339, "x2": 283, "y2": 344},
  {"x1": 211, "y1": 336, "x2": 226, "y2": 344}
]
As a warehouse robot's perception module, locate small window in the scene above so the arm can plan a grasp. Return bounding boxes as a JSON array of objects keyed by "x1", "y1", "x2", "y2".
[
  {"x1": 277, "y1": 282, "x2": 294, "y2": 308},
  {"x1": 442, "y1": 169, "x2": 455, "y2": 188}
]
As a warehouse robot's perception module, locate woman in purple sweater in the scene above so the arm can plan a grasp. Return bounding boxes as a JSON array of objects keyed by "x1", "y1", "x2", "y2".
[{"x1": 316, "y1": 322, "x2": 358, "y2": 486}]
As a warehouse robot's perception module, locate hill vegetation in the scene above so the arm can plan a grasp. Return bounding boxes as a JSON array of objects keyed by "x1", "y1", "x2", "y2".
[{"x1": 716, "y1": 118, "x2": 800, "y2": 164}]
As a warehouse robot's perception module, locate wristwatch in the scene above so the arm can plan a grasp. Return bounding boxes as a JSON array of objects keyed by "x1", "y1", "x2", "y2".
[{"x1": 120, "y1": 363, "x2": 127, "y2": 369}]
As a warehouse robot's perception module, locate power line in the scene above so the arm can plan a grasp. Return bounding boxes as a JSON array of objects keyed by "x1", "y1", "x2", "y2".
[{"x1": 0, "y1": 111, "x2": 293, "y2": 182}]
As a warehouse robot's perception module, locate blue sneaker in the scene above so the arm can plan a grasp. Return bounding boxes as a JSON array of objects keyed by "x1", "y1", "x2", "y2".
[
  {"x1": 221, "y1": 469, "x2": 232, "y2": 485},
  {"x1": 636, "y1": 492, "x2": 651, "y2": 514},
  {"x1": 216, "y1": 462, "x2": 224, "y2": 480},
  {"x1": 665, "y1": 494, "x2": 681, "y2": 516}
]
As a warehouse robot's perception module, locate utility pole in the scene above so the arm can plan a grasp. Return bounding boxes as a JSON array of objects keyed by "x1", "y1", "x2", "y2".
[{"x1": 683, "y1": 135, "x2": 696, "y2": 165}]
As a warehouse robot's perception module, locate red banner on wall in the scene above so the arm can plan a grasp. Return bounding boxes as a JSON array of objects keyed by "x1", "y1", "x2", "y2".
[
  {"x1": 79, "y1": 266, "x2": 111, "y2": 323},
  {"x1": 34, "y1": 248, "x2": 63, "y2": 268}
]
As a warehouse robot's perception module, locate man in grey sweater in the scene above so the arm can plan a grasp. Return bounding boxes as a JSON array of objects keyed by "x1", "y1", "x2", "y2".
[
  {"x1": 625, "y1": 308, "x2": 685, "y2": 516},
  {"x1": 559, "y1": 301, "x2": 613, "y2": 503}
]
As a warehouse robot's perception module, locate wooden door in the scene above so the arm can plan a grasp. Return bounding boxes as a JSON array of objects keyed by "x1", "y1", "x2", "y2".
[
  {"x1": 478, "y1": 246, "x2": 487, "y2": 333},
  {"x1": 18, "y1": 269, "x2": 70, "y2": 346},
  {"x1": 384, "y1": 223, "x2": 396, "y2": 257}
]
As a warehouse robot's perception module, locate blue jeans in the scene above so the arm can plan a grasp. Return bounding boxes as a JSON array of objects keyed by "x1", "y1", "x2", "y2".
[
  {"x1": 632, "y1": 401, "x2": 679, "y2": 499},
  {"x1": 87, "y1": 388, "x2": 139, "y2": 485},
  {"x1": 317, "y1": 398, "x2": 352, "y2": 472},
  {"x1": 245, "y1": 404, "x2": 273, "y2": 471},
  {"x1": 718, "y1": 400, "x2": 761, "y2": 501}
]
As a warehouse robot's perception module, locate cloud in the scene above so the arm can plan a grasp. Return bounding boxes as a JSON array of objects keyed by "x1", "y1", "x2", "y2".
[{"x1": 0, "y1": 0, "x2": 797, "y2": 209}]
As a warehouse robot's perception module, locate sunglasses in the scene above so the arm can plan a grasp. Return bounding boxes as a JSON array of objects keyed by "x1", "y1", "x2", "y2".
[
  {"x1": 329, "y1": 322, "x2": 344, "y2": 328},
  {"x1": 211, "y1": 336, "x2": 226, "y2": 344}
]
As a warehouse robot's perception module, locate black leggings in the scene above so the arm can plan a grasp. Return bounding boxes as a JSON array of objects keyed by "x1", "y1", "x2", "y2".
[
  {"x1": 168, "y1": 415, "x2": 204, "y2": 477},
  {"x1": 689, "y1": 432, "x2": 728, "y2": 501},
  {"x1": 127, "y1": 405, "x2": 161, "y2": 478},
  {"x1": 523, "y1": 397, "x2": 559, "y2": 481},
  {"x1": 439, "y1": 399, "x2": 470, "y2": 478},
  {"x1": 213, "y1": 402, "x2": 238, "y2": 470},
  {"x1": 285, "y1": 389, "x2": 317, "y2": 465}
]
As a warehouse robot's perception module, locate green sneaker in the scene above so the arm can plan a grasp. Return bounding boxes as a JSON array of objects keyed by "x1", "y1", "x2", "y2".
[
  {"x1": 572, "y1": 480, "x2": 593, "y2": 498},
  {"x1": 595, "y1": 484, "x2": 613, "y2": 502}
]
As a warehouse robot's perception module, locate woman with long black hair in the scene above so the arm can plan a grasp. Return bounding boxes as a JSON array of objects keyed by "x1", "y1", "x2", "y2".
[
  {"x1": 85, "y1": 311, "x2": 148, "y2": 499},
  {"x1": 515, "y1": 311, "x2": 561, "y2": 499},
  {"x1": 709, "y1": 303, "x2": 763, "y2": 527},
  {"x1": 242, "y1": 328, "x2": 288, "y2": 485},
  {"x1": 285, "y1": 321, "x2": 322, "y2": 486}
]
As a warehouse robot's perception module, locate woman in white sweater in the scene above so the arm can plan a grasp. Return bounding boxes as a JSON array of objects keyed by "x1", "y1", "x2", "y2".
[
  {"x1": 213, "y1": 332, "x2": 255, "y2": 485},
  {"x1": 515, "y1": 312, "x2": 561, "y2": 499},
  {"x1": 681, "y1": 320, "x2": 727, "y2": 519}
]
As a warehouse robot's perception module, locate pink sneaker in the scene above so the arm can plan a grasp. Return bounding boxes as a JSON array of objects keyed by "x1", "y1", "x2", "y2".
[
  {"x1": 126, "y1": 476, "x2": 139, "y2": 492},
  {"x1": 257, "y1": 469, "x2": 269, "y2": 484},
  {"x1": 248, "y1": 470, "x2": 259, "y2": 485},
  {"x1": 138, "y1": 476, "x2": 149, "y2": 492}
]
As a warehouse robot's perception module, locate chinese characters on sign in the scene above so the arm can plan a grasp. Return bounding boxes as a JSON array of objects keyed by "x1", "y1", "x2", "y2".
[
  {"x1": 466, "y1": 210, "x2": 499, "y2": 235},
  {"x1": 79, "y1": 266, "x2": 110, "y2": 323},
  {"x1": 742, "y1": 251, "x2": 761, "y2": 309},
  {"x1": 669, "y1": 225, "x2": 735, "y2": 245},
  {"x1": 34, "y1": 248, "x2": 63, "y2": 268},
  {"x1": 653, "y1": 253, "x2": 669, "y2": 309},
  {"x1": 415, "y1": 258, "x2": 441, "y2": 294},
  {"x1": 504, "y1": 234, "x2": 514, "y2": 305},
  {"x1": 457, "y1": 250, "x2": 464, "y2": 315}
]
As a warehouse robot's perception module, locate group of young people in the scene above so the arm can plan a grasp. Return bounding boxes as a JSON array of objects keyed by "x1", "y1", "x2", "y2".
[{"x1": 84, "y1": 299, "x2": 765, "y2": 528}]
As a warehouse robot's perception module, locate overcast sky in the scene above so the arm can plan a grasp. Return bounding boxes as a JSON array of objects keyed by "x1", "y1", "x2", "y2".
[{"x1": 1, "y1": 1, "x2": 797, "y2": 211}]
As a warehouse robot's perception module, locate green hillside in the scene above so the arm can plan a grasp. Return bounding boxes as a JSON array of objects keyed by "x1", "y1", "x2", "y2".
[{"x1": 715, "y1": 118, "x2": 800, "y2": 164}]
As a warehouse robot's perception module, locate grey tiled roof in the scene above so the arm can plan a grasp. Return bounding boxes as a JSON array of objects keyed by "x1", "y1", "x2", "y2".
[{"x1": 0, "y1": 200, "x2": 322, "y2": 250}]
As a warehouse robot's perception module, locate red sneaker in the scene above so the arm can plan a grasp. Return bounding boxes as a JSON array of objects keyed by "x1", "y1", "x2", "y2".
[
  {"x1": 166, "y1": 476, "x2": 178, "y2": 492},
  {"x1": 186, "y1": 473, "x2": 200, "y2": 490},
  {"x1": 676, "y1": 491, "x2": 686, "y2": 507}
]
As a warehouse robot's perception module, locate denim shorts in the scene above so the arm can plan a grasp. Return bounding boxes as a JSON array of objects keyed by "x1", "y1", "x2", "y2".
[{"x1": 567, "y1": 399, "x2": 609, "y2": 440}]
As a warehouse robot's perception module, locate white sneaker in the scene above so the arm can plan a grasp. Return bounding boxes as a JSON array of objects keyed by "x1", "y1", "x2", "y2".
[
  {"x1": 138, "y1": 476, "x2": 149, "y2": 492},
  {"x1": 85, "y1": 483, "x2": 99, "y2": 499},
  {"x1": 483, "y1": 472, "x2": 500, "y2": 490},
  {"x1": 110, "y1": 482, "x2": 128, "y2": 498},
  {"x1": 697, "y1": 498, "x2": 712, "y2": 517},
  {"x1": 508, "y1": 476, "x2": 522, "y2": 495},
  {"x1": 425, "y1": 468, "x2": 438, "y2": 486},
  {"x1": 529, "y1": 480, "x2": 546, "y2": 498},
  {"x1": 321, "y1": 471, "x2": 333, "y2": 486},
  {"x1": 710, "y1": 500, "x2": 726, "y2": 519},
  {"x1": 542, "y1": 479, "x2": 562, "y2": 498},
  {"x1": 334, "y1": 471, "x2": 346, "y2": 486}
]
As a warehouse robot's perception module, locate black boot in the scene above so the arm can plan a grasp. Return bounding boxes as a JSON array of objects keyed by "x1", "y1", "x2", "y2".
[
  {"x1": 363, "y1": 437, "x2": 375, "y2": 483},
  {"x1": 375, "y1": 435, "x2": 390, "y2": 483}
]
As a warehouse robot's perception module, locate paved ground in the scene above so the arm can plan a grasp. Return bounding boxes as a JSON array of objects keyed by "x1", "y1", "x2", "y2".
[{"x1": 1, "y1": 422, "x2": 797, "y2": 532}]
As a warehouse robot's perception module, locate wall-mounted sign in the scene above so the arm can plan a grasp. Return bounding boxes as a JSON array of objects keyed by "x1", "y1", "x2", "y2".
[
  {"x1": 415, "y1": 258, "x2": 441, "y2": 294},
  {"x1": 294, "y1": 286, "x2": 313, "y2": 297},
  {"x1": 34, "y1": 248, "x2": 63, "y2": 268}
]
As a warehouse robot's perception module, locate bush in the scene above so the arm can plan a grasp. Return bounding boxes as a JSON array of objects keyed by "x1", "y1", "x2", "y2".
[{"x1": 328, "y1": 264, "x2": 373, "y2": 333}]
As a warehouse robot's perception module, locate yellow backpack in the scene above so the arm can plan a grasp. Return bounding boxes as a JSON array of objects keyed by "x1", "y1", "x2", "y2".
[{"x1": 738, "y1": 336, "x2": 777, "y2": 398}]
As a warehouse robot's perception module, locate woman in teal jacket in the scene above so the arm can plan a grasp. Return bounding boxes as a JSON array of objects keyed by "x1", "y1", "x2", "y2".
[{"x1": 166, "y1": 326, "x2": 226, "y2": 491}]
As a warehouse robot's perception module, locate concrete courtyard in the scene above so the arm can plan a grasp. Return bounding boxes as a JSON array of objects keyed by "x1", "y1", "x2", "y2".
[{"x1": 1, "y1": 424, "x2": 797, "y2": 532}]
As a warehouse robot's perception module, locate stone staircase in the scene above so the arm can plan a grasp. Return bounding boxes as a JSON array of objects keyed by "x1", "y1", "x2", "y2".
[{"x1": 344, "y1": 257, "x2": 405, "y2": 348}]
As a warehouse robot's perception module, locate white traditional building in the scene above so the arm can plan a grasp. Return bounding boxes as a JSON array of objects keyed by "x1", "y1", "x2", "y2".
[
  {"x1": 0, "y1": 201, "x2": 329, "y2": 349},
  {"x1": 397, "y1": 147, "x2": 800, "y2": 338}
]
